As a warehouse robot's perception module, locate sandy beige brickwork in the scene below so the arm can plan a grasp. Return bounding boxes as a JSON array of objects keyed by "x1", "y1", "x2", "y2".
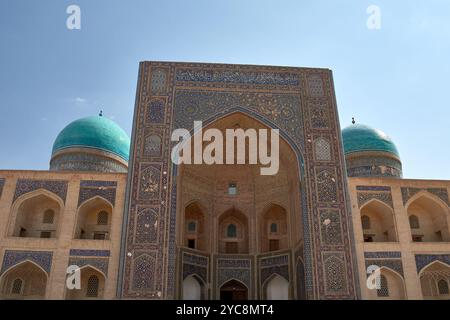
[
  {"x1": 348, "y1": 177, "x2": 450, "y2": 300},
  {"x1": 0, "y1": 170, "x2": 126, "y2": 300}
]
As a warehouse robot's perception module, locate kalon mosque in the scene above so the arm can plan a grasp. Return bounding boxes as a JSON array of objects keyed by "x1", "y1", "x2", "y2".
[{"x1": 0, "y1": 62, "x2": 449, "y2": 300}]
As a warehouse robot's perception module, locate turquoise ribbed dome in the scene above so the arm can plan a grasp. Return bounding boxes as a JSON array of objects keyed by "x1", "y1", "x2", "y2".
[
  {"x1": 342, "y1": 123, "x2": 400, "y2": 158},
  {"x1": 52, "y1": 116, "x2": 130, "y2": 161}
]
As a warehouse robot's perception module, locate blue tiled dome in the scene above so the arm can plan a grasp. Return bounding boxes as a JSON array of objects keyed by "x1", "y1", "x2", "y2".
[
  {"x1": 52, "y1": 116, "x2": 130, "y2": 161},
  {"x1": 342, "y1": 123, "x2": 400, "y2": 158}
]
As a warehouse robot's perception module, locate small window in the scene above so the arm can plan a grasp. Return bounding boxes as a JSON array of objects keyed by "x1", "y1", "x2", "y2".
[
  {"x1": 97, "y1": 211, "x2": 109, "y2": 225},
  {"x1": 188, "y1": 239, "x2": 196, "y2": 249},
  {"x1": 361, "y1": 215, "x2": 371, "y2": 230},
  {"x1": 40, "y1": 231, "x2": 52, "y2": 238},
  {"x1": 43, "y1": 209, "x2": 55, "y2": 224},
  {"x1": 438, "y1": 279, "x2": 449, "y2": 295},
  {"x1": 363, "y1": 234, "x2": 373, "y2": 242},
  {"x1": 11, "y1": 278, "x2": 23, "y2": 295},
  {"x1": 270, "y1": 223, "x2": 278, "y2": 234},
  {"x1": 409, "y1": 215, "x2": 420, "y2": 229},
  {"x1": 86, "y1": 275, "x2": 99, "y2": 297},
  {"x1": 228, "y1": 183, "x2": 237, "y2": 195},
  {"x1": 93, "y1": 232, "x2": 107, "y2": 240},
  {"x1": 19, "y1": 228, "x2": 27, "y2": 237},
  {"x1": 80, "y1": 229, "x2": 85, "y2": 239},
  {"x1": 377, "y1": 275, "x2": 389, "y2": 297},
  {"x1": 227, "y1": 224, "x2": 237, "y2": 238},
  {"x1": 225, "y1": 242, "x2": 238, "y2": 254},
  {"x1": 269, "y1": 239, "x2": 279, "y2": 251},
  {"x1": 187, "y1": 221, "x2": 197, "y2": 233},
  {"x1": 412, "y1": 235, "x2": 423, "y2": 242}
]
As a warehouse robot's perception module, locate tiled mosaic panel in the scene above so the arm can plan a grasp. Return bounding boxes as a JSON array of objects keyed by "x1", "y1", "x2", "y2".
[
  {"x1": 216, "y1": 257, "x2": 252, "y2": 296},
  {"x1": 259, "y1": 254, "x2": 290, "y2": 285},
  {"x1": 68, "y1": 257, "x2": 109, "y2": 276},
  {"x1": 364, "y1": 252, "x2": 401, "y2": 259},
  {"x1": 314, "y1": 137, "x2": 332, "y2": 161},
  {"x1": 357, "y1": 191, "x2": 393, "y2": 209},
  {"x1": 69, "y1": 249, "x2": 111, "y2": 257},
  {"x1": 401, "y1": 187, "x2": 449, "y2": 206},
  {"x1": 151, "y1": 69, "x2": 168, "y2": 94},
  {"x1": 13, "y1": 179, "x2": 68, "y2": 203},
  {"x1": 134, "y1": 207, "x2": 159, "y2": 244},
  {"x1": 181, "y1": 251, "x2": 209, "y2": 283},
  {"x1": 322, "y1": 252, "x2": 348, "y2": 295},
  {"x1": 320, "y1": 209, "x2": 343, "y2": 245},
  {"x1": 364, "y1": 259, "x2": 404, "y2": 277},
  {"x1": 1, "y1": 250, "x2": 53, "y2": 275},
  {"x1": 78, "y1": 180, "x2": 117, "y2": 207},
  {"x1": 131, "y1": 252, "x2": 157, "y2": 292},
  {"x1": 415, "y1": 254, "x2": 450, "y2": 273}
]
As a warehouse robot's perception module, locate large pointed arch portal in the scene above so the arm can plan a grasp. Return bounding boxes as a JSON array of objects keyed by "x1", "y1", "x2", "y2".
[{"x1": 118, "y1": 61, "x2": 359, "y2": 300}]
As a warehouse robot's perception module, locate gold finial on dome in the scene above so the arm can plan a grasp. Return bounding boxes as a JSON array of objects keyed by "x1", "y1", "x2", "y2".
[
  {"x1": 99, "y1": 110, "x2": 103, "y2": 117},
  {"x1": 352, "y1": 117, "x2": 355, "y2": 124}
]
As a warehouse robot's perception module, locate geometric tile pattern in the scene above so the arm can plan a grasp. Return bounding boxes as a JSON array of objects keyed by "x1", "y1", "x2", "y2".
[
  {"x1": 69, "y1": 249, "x2": 111, "y2": 257},
  {"x1": 357, "y1": 191, "x2": 393, "y2": 209},
  {"x1": 13, "y1": 179, "x2": 68, "y2": 203},
  {"x1": 1, "y1": 250, "x2": 53, "y2": 275},
  {"x1": 415, "y1": 254, "x2": 450, "y2": 273},
  {"x1": 401, "y1": 187, "x2": 449, "y2": 206},
  {"x1": 68, "y1": 257, "x2": 109, "y2": 276},
  {"x1": 364, "y1": 258, "x2": 404, "y2": 277},
  {"x1": 78, "y1": 180, "x2": 117, "y2": 207}
]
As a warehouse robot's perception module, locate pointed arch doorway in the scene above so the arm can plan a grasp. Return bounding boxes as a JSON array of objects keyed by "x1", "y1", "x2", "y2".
[{"x1": 220, "y1": 280, "x2": 248, "y2": 301}]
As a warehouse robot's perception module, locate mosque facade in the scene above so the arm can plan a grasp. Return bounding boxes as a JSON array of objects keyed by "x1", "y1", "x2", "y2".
[{"x1": 0, "y1": 62, "x2": 449, "y2": 300}]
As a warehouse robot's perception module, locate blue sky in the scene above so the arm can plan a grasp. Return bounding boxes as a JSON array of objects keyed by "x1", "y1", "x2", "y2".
[{"x1": 0, "y1": 0, "x2": 449, "y2": 179}]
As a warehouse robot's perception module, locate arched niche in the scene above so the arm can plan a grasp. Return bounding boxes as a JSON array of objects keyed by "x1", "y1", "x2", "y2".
[
  {"x1": 183, "y1": 202, "x2": 207, "y2": 251},
  {"x1": 0, "y1": 261, "x2": 48, "y2": 299},
  {"x1": 182, "y1": 275, "x2": 205, "y2": 300},
  {"x1": 219, "y1": 279, "x2": 248, "y2": 301},
  {"x1": 366, "y1": 267, "x2": 406, "y2": 300},
  {"x1": 218, "y1": 208, "x2": 249, "y2": 254},
  {"x1": 75, "y1": 197, "x2": 113, "y2": 240},
  {"x1": 11, "y1": 191, "x2": 63, "y2": 239},
  {"x1": 419, "y1": 261, "x2": 450, "y2": 300},
  {"x1": 65, "y1": 266, "x2": 106, "y2": 300},
  {"x1": 260, "y1": 204, "x2": 288, "y2": 252},
  {"x1": 265, "y1": 274, "x2": 289, "y2": 300},
  {"x1": 360, "y1": 200, "x2": 397, "y2": 242},
  {"x1": 407, "y1": 193, "x2": 450, "y2": 242}
]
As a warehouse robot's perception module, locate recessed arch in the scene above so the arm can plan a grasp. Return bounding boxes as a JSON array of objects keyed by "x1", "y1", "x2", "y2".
[
  {"x1": 182, "y1": 274, "x2": 206, "y2": 300},
  {"x1": 74, "y1": 196, "x2": 113, "y2": 240},
  {"x1": 0, "y1": 260, "x2": 48, "y2": 299},
  {"x1": 218, "y1": 208, "x2": 249, "y2": 254},
  {"x1": 65, "y1": 265, "x2": 106, "y2": 300},
  {"x1": 260, "y1": 203, "x2": 288, "y2": 252},
  {"x1": 183, "y1": 201, "x2": 208, "y2": 251},
  {"x1": 360, "y1": 198, "x2": 398, "y2": 242},
  {"x1": 9, "y1": 189, "x2": 64, "y2": 239},
  {"x1": 219, "y1": 279, "x2": 248, "y2": 301},
  {"x1": 366, "y1": 266, "x2": 406, "y2": 300},
  {"x1": 406, "y1": 192, "x2": 450, "y2": 242},
  {"x1": 263, "y1": 273, "x2": 289, "y2": 300},
  {"x1": 419, "y1": 260, "x2": 450, "y2": 299},
  {"x1": 173, "y1": 109, "x2": 308, "y2": 298}
]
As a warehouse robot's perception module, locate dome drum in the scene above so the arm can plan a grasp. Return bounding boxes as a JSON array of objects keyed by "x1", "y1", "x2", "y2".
[
  {"x1": 50, "y1": 148, "x2": 128, "y2": 173},
  {"x1": 342, "y1": 123, "x2": 402, "y2": 178}
]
